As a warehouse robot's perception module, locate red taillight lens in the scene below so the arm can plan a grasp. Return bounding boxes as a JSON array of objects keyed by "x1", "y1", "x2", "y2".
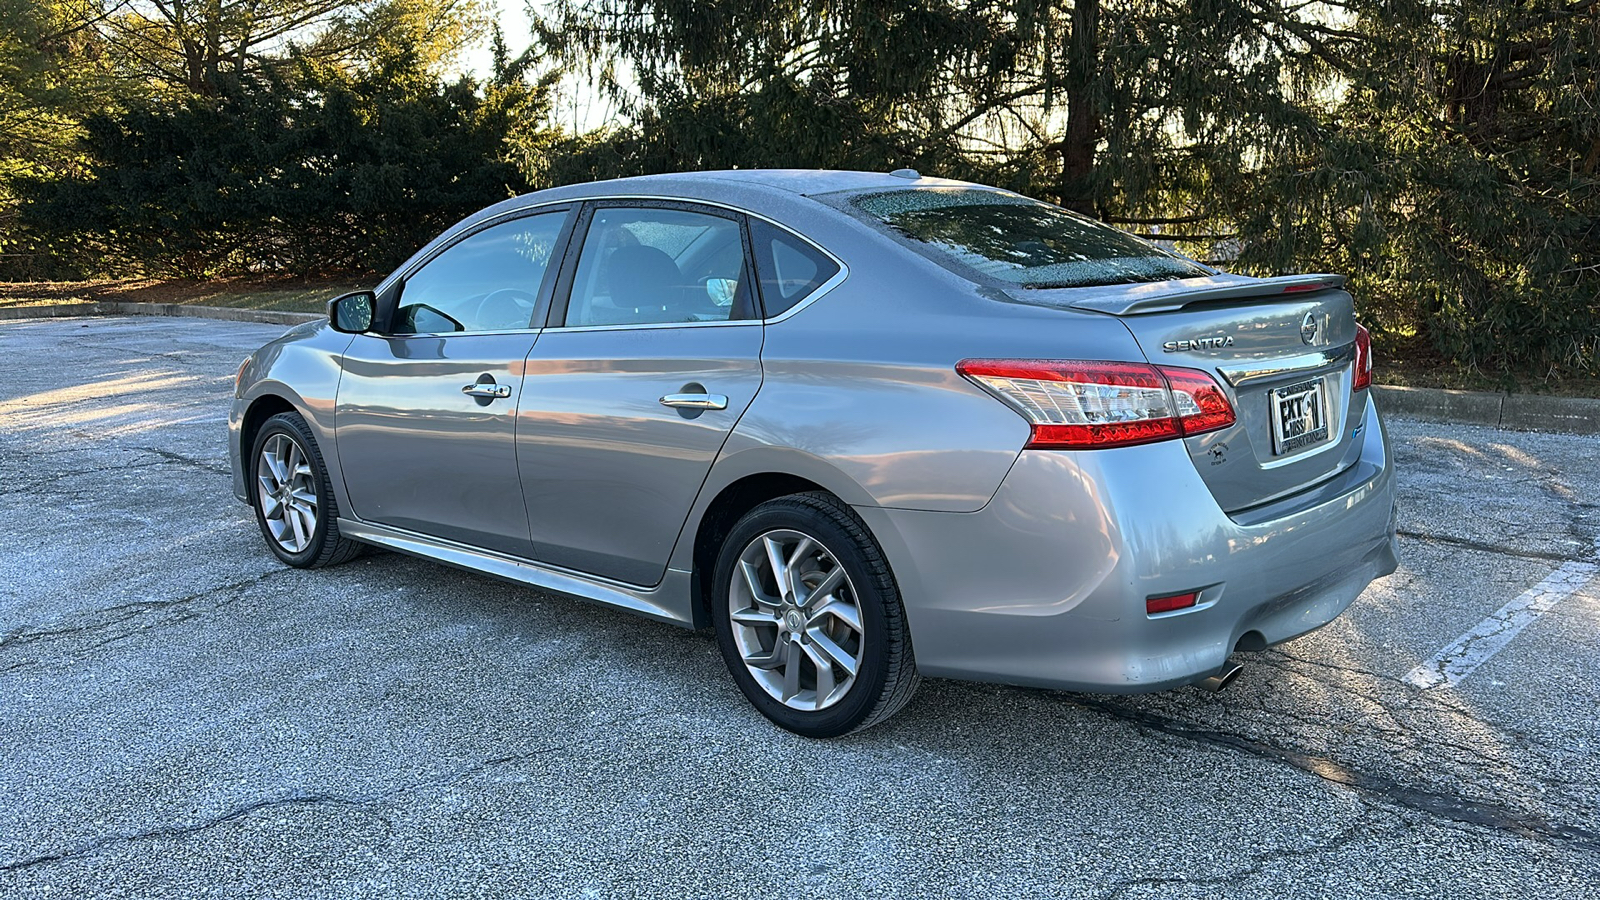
[
  {"x1": 957, "y1": 359, "x2": 1236, "y2": 450},
  {"x1": 1146, "y1": 591, "x2": 1199, "y2": 615},
  {"x1": 1352, "y1": 324, "x2": 1372, "y2": 392},
  {"x1": 1161, "y1": 366, "x2": 1236, "y2": 434}
]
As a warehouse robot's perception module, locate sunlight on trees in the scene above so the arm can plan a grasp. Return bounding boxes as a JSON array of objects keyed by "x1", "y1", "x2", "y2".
[{"x1": 0, "y1": 0, "x2": 1594, "y2": 377}]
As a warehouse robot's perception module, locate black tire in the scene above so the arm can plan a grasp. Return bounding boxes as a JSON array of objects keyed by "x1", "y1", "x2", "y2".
[
  {"x1": 249, "y1": 411, "x2": 364, "y2": 569},
  {"x1": 711, "y1": 491, "x2": 919, "y2": 737}
]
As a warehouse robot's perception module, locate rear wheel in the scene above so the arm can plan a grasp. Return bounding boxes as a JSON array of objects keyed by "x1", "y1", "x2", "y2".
[
  {"x1": 251, "y1": 412, "x2": 363, "y2": 568},
  {"x1": 711, "y1": 491, "x2": 918, "y2": 737}
]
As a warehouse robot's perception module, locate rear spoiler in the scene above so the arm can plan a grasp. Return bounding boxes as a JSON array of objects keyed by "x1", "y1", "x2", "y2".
[{"x1": 1043, "y1": 273, "x2": 1348, "y2": 316}]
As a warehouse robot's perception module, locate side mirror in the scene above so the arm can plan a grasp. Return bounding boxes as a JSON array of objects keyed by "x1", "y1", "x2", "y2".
[
  {"x1": 705, "y1": 278, "x2": 738, "y2": 307},
  {"x1": 329, "y1": 291, "x2": 375, "y2": 334}
]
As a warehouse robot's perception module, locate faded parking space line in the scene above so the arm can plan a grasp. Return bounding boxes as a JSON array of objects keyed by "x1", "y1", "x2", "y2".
[{"x1": 1405, "y1": 539, "x2": 1599, "y2": 689}]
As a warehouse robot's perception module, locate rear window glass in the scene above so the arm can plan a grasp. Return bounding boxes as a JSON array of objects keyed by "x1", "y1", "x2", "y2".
[{"x1": 851, "y1": 188, "x2": 1210, "y2": 289}]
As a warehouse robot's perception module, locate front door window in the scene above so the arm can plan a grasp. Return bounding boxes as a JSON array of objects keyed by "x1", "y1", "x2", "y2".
[{"x1": 394, "y1": 213, "x2": 565, "y2": 334}]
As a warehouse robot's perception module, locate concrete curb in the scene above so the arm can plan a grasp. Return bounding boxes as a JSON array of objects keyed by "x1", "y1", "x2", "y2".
[
  {"x1": 1373, "y1": 385, "x2": 1600, "y2": 435},
  {"x1": 0, "y1": 300, "x2": 319, "y2": 326},
  {"x1": 3, "y1": 302, "x2": 1595, "y2": 435}
]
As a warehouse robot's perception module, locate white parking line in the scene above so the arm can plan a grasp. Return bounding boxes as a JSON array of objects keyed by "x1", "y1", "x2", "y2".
[{"x1": 1405, "y1": 541, "x2": 1599, "y2": 689}]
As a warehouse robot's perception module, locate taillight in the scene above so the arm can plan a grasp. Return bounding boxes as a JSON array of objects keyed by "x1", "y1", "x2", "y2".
[
  {"x1": 957, "y1": 359, "x2": 1236, "y2": 450},
  {"x1": 1352, "y1": 324, "x2": 1372, "y2": 392}
]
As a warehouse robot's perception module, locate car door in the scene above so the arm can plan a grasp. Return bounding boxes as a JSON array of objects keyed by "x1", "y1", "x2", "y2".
[
  {"x1": 516, "y1": 200, "x2": 765, "y2": 586},
  {"x1": 335, "y1": 208, "x2": 572, "y2": 556}
]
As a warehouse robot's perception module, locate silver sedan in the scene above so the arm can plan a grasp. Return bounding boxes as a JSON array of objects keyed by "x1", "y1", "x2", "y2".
[{"x1": 228, "y1": 170, "x2": 1399, "y2": 736}]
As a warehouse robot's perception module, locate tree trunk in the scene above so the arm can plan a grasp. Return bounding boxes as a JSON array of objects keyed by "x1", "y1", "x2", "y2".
[{"x1": 1058, "y1": 0, "x2": 1100, "y2": 215}]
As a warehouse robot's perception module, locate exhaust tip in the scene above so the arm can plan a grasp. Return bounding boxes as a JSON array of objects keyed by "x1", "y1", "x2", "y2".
[{"x1": 1195, "y1": 662, "x2": 1244, "y2": 693}]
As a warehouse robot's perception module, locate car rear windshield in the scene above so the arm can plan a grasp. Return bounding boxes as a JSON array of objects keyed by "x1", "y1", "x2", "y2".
[{"x1": 850, "y1": 188, "x2": 1210, "y2": 289}]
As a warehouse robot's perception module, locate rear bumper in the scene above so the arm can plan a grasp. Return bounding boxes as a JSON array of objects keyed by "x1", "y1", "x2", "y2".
[{"x1": 856, "y1": 394, "x2": 1398, "y2": 693}]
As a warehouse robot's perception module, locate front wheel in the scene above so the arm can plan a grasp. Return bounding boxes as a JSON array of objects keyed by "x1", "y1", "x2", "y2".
[
  {"x1": 711, "y1": 492, "x2": 918, "y2": 737},
  {"x1": 250, "y1": 411, "x2": 364, "y2": 568}
]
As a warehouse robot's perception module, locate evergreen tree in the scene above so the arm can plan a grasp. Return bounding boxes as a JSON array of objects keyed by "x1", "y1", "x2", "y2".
[
  {"x1": 18, "y1": 41, "x2": 560, "y2": 276},
  {"x1": 537, "y1": 0, "x2": 1596, "y2": 376}
]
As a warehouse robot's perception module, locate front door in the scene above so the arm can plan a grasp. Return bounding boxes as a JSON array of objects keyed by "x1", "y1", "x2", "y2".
[
  {"x1": 335, "y1": 209, "x2": 570, "y2": 556},
  {"x1": 517, "y1": 202, "x2": 765, "y2": 586}
]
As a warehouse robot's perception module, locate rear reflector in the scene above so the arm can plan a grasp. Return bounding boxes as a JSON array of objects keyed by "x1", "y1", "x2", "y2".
[
  {"x1": 1352, "y1": 324, "x2": 1373, "y2": 391},
  {"x1": 1146, "y1": 591, "x2": 1199, "y2": 615},
  {"x1": 957, "y1": 359, "x2": 1236, "y2": 449}
]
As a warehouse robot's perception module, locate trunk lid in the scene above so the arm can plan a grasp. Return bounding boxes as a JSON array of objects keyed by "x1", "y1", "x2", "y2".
[{"x1": 1017, "y1": 275, "x2": 1366, "y2": 513}]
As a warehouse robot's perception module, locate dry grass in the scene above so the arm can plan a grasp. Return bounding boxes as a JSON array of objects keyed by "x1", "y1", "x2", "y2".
[{"x1": 0, "y1": 275, "x2": 372, "y2": 314}]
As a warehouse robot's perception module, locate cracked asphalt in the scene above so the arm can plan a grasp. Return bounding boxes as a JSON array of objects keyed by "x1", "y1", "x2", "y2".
[{"x1": 2, "y1": 315, "x2": 1598, "y2": 899}]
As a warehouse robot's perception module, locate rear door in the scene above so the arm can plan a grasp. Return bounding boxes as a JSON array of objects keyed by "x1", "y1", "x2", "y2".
[
  {"x1": 335, "y1": 209, "x2": 571, "y2": 556},
  {"x1": 515, "y1": 201, "x2": 765, "y2": 586}
]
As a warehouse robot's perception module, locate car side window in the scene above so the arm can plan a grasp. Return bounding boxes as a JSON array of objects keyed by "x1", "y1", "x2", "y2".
[
  {"x1": 563, "y1": 207, "x2": 755, "y2": 327},
  {"x1": 392, "y1": 212, "x2": 565, "y2": 335},
  {"x1": 750, "y1": 220, "x2": 840, "y2": 318}
]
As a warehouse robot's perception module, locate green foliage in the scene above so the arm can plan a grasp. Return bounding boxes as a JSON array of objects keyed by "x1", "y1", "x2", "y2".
[
  {"x1": 92, "y1": 0, "x2": 489, "y2": 97},
  {"x1": 1237, "y1": 0, "x2": 1600, "y2": 376},
  {"x1": 536, "y1": 0, "x2": 1597, "y2": 377},
  {"x1": 3, "y1": 0, "x2": 1594, "y2": 376},
  {"x1": 18, "y1": 45, "x2": 556, "y2": 276},
  {"x1": 0, "y1": 1, "x2": 120, "y2": 278}
]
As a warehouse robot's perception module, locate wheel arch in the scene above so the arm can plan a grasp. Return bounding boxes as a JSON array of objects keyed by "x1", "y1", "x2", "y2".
[
  {"x1": 240, "y1": 392, "x2": 299, "y2": 475},
  {"x1": 688, "y1": 473, "x2": 827, "y2": 625},
  {"x1": 678, "y1": 447, "x2": 881, "y2": 628},
  {"x1": 237, "y1": 384, "x2": 348, "y2": 516}
]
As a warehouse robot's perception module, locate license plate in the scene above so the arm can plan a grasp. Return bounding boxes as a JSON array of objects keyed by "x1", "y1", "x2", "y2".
[{"x1": 1270, "y1": 377, "x2": 1330, "y2": 455}]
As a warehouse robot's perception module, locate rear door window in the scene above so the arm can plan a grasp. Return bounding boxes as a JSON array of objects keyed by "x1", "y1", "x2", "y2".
[{"x1": 562, "y1": 206, "x2": 755, "y2": 327}]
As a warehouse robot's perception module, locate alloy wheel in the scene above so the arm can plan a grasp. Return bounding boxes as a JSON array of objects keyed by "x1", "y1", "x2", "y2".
[
  {"x1": 728, "y1": 529, "x2": 865, "y2": 711},
  {"x1": 256, "y1": 433, "x2": 319, "y2": 554}
]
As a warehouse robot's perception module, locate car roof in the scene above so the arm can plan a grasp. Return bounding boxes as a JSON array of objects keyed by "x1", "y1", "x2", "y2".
[
  {"x1": 518, "y1": 169, "x2": 983, "y2": 203},
  {"x1": 655, "y1": 169, "x2": 976, "y2": 196}
]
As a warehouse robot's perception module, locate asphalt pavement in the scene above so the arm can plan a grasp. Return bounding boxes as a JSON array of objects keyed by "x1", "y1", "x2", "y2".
[{"x1": 2, "y1": 316, "x2": 1597, "y2": 899}]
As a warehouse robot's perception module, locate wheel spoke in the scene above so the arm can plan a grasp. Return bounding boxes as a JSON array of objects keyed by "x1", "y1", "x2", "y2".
[
  {"x1": 740, "y1": 560, "x2": 780, "y2": 609},
  {"x1": 744, "y1": 641, "x2": 786, "y2": 671},
  {"x1": 731, "y1": 607, "x2": 780, "y2": 628},
  {"x1": 288, "y1": 501, "x2": 309, "y2": 549},
  {"x1": 259, "y1": 492, "x2": 282, "y2": 519},
  {"x1": 781, "y1": 639, "x2": 801, "y2": 700},
  {"x1": 261, "y1": 448, "x2": 287, "y2": 485},
  {"x1": 784, "y1": 536, "x2": 815, "y2": 596},
  {"x1": 290, "y1": 488, "x2": 318, "y2": 508},
  {"x1": 763, "y1": 536, "x2": 792, "y2": 600},
  {"x1": 807, "y1": 597, "x2": 861, "y2": 633},
  {"x1": 807, "y1": 629, "x2": 859, "y2": 677},
  {"x1": 804, "y1": 643, "x2": 836, "y2": 703},
  {"x1": 799, "y1": 565, "x2": 845, "y2": 608}
]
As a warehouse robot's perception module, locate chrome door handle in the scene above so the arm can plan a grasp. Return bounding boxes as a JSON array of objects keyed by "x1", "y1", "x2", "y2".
[
  {"x1": 659, "y1": 393, "x2": 728, "y2": 410},
  {"x1": 462, "y1": 383, "x2": 512, "y2": 399}
]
